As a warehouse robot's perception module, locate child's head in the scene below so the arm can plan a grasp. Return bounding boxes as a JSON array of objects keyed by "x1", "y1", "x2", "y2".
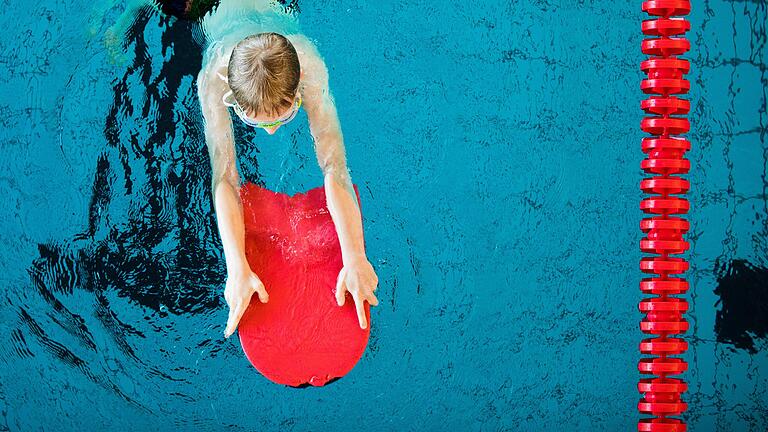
[{"x1": 227, "y1": 33, "x2": 301, "y2": 119}]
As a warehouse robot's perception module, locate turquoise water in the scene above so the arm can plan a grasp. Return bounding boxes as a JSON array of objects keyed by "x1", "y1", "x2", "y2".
[{"x1": 0, "y1": 0, "x2": 766, "y2": 430}]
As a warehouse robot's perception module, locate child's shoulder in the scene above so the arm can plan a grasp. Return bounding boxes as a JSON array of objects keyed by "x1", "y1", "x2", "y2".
[
  {"x1": 202, "y1": 42, "x2": 235, "y2": 85},
  {"x1": 286, "y1": 34, "x2": 321, "y2": 61},
  {"x1": 286, "y1": 34, "x2": 328, "y2": 85}
]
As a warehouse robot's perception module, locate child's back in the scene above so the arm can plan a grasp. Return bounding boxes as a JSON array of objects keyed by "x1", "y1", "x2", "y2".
[{"x1": 200, "y1": 0, "x2": 301, "y2": 72}]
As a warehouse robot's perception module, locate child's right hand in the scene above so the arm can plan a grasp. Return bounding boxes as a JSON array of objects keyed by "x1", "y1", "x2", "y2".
[{"x1": 223, "y1": 267, "x2": 269, "y2": 338}]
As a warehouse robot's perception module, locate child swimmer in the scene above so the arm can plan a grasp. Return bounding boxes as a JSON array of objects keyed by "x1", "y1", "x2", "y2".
[{"x1": 196, "y1": 1, "x2": 379, "y2": 337}]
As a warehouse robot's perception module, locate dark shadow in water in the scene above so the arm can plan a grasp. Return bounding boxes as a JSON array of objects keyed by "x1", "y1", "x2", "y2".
[
  {"x1": 32, "y1": 8, "x2": 225, "y2": 316},
  {"x1": 155, "y1": 0, "x2": 220, "y2": 21},
  {"x1": 23, "y1": 10, "x2": 228, "y2": 402},
  {"x1": 154, "y1": 0, "x2": 299, "y2": 21},
  {"x1": 290, "y1": 376, "x2": 341, "y2": 389},
  {"x1": 714, "y1": 259, "x2": 768, "y2": 354}
]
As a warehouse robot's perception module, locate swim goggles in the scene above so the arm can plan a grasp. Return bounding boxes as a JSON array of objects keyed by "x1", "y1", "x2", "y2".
[
  {"x1": 216, "y1": 71, "x2": 301, "y2": 130},
  {"x1": 222, "y1": 89, "x2": 302, "y2": 129}
]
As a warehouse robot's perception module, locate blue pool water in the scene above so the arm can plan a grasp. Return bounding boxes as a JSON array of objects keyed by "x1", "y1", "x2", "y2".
[{"x1": 0, "y1": 0, "x2": 766, "y2": 430}]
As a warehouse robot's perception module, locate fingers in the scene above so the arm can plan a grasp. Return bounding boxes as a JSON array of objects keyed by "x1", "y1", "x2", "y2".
[
  {"x1": 353, "y1": 293, "x2": 368, "y2": 329},
  {"x1": 223, "y1": 272, "x2": 268, "y2": 338},
  {"x1": 368, "y1": 292, "x2": 379, "y2": 307},
  {"x1": 253, "y1": 278, "x2": 269, "y2": 303},
  {"x1": 337, "y1": 266, "x2": 378, "y2": 329},
  {"x1": 335, "y1": 267, "x2": 347, "y2": 306},
  {"x1": 224, "y1": 300, "x2": 246, "y2": 338}
]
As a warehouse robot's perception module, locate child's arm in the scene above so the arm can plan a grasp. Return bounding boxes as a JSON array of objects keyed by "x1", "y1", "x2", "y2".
[
  {"x1": 291, "y1": 36, "x2": 380, "y2": 329},
  {"x1": 197, "y1": 58, "x2": 269, "y2": 338}
]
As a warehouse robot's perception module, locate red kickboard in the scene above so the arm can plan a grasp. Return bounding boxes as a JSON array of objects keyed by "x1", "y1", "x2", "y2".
[{"x1": 237, "y1": 183, "x2": 370, "y2": 387}]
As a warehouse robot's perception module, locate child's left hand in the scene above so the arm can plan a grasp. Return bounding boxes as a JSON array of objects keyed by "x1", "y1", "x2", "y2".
[{"x1": 335, "y1": 255, "x2": 379, "y2": 329}]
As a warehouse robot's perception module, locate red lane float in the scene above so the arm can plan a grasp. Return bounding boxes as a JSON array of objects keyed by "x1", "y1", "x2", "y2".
[
  {"x1": 638, "y1": 1, "x2": 692, "y2": 431},
  {"x1": 237, "y1": 183, "x2": 370, "y2": 387}
]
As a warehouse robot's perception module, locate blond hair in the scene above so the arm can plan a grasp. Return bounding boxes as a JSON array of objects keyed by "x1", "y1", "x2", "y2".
[{"x1": 227, "y1": 33, "x2": 301, "y2": 117}]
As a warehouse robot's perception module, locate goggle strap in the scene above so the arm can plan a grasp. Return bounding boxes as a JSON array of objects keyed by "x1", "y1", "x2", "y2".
[{"x1": 222, "y1": 90, "x2": 237, "y2": 108}]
